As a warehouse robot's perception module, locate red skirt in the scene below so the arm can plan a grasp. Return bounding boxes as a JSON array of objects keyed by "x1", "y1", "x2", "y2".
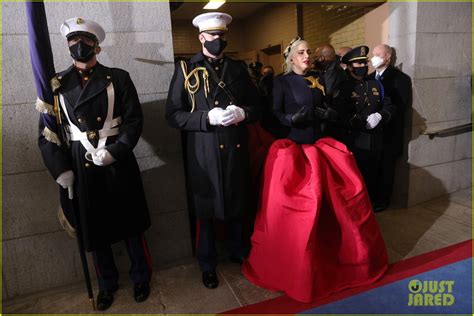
[{"x1": 242, "y1": 137, "x2": 388, "y2": 303}]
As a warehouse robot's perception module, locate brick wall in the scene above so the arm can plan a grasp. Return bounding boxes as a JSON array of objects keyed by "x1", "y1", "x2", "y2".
[
  {"x1": 171, "y1": 20, "x2": 203, "y2": 56},
  {"x1": 303, "y1": 4, "x2": 374, "y2": 52},
  {"x1": 170, "y1": 3, "x2": 387, "y2": 71},
  {"x1": 170, "y1": 4, "x2": 296, "y2": 72},
  {"x1": 241, "y1": 3, "x2": 297, "y2": 52}
]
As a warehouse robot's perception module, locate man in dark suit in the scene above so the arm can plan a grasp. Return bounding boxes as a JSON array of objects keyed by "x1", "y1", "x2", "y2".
[
  {"x1": 314, "y1": 44, "x2": 347, "y2": 97},
  {"x1": 165, "y1": 12, "x2": 260, "y2": 289},
  {"x1": 369, "y1": 44, "x2": 412, "y2": 212},
  {"x1": 38, "y1": 18, "x2": 152, "y2": 310}
]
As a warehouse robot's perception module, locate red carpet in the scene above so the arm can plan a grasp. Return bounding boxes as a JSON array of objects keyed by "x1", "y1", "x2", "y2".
[{"x1": 223, "y1": 239, "x2": 472, "y2": 314}]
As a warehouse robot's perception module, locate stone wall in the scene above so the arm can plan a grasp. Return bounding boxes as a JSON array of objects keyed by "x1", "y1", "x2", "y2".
[
  {"x1": 2, "y1": 2, "x2": 192, "y2": 300},
  {"x1": 389, "y1": 2, "x2": 472, "y2": 206}
]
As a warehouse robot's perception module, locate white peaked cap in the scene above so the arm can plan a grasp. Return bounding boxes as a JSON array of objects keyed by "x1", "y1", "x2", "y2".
[
  {"x1": 60, "y1": 17, "x2": 106, "y2": 43},
  {"x1": 192, "y1": 12, "x2": 232, "y2": 33}
]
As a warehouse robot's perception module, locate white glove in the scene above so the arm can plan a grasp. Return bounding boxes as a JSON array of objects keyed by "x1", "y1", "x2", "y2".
[
  {"x1": 366, "y1": 112, "x2": 382, "y2": 130},
  {"x1": 92, "y1": 148, "x2": 116, "y2": 167},
  {"x1": 208, "y1": 107, "x2": 225, "y2": 126},
  {"x1": 56, "y1": 170, "x2": 74, "y2": 199},
  {"x1": 221, "y1": 105, "x2": 246, "y2": 127}
]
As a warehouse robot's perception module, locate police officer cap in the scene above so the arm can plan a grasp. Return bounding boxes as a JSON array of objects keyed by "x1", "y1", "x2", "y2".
[
  {"x1": 60, "y1": 17, "x2": 106, "y2": 43},
  {"x1": 341, "y1": 45, "x2": 369, "y2": 64},
  {"x1": 192, "y1": 12, "x2": 232, "y2": 33}
]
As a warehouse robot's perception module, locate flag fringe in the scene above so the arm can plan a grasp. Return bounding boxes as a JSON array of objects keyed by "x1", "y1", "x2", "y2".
[
  {"x1": 35, "y1": 97, "x2": 56, "y2": 116},
  {"x1": 42, "y1": 126, "x2": 61, "y2": 146},
  {"x1": 58, "y1": 206, "x2": 76, "y2": 239}
]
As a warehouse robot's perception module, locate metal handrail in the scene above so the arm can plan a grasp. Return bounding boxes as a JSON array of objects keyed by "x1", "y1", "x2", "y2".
[{"x1": 421, "y1": 123, "x2": 472, "y2": 139}]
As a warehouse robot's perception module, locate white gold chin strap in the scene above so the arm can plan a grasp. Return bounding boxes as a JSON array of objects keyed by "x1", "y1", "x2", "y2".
[{"x1": 59, "y1": 83, "x2": 120, "y2": 161}]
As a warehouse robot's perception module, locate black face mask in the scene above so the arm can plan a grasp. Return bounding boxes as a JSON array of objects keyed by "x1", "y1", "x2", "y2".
[
  {"x1": 262, "y1": 73, "x2": 274, "y2": 81},
  {"x1": 69, "y1": 41, "x2": 96, "y2": 62},
  {"x1": 204, "y1": 38, "x2": 227, "y2": 56},
  {"x1": 313, "y1": 60, "x2": 325, "y2": 71},
  {"x1": 353, "y1": 66, "x2": 368, "y2": 78}
]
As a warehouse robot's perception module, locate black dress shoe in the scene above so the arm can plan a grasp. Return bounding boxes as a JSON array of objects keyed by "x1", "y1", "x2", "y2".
[
  {"x1": 96, "y1": 286, "x2": 118, "y2": 311},
  {"x1": 374, "y1": 202, "x2": 388, "y2": 212},
  {"x1": 202, "y1": 271, "x2": 219, "y2": 289},
  {"x1": 134, "y1": 282, "x2": 150, "y2": 303}
]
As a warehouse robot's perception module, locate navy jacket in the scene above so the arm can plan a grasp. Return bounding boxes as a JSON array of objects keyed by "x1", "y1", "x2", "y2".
[
  {"x1": 272, "y1": 71, "x2": 325, "y2": 144},
  {"x1": 334, "y1": 76, "x2": 397, "y2": 151},
  {"x1": 166, "y1": 52, "x2": 261, "y2": 220},
  {"x1": 38, "y1": 63, "x2": 150, "y2": 251}
]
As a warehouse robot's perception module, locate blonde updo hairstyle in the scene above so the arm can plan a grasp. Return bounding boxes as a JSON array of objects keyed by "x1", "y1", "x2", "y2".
[{"x1": 283, "y1": 36, "x2": 309, "y2": 74}]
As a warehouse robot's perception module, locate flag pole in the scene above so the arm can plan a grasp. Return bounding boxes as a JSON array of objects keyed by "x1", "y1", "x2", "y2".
[{"x1": 25, "y1": 1, "x2": 95, "y2": 310}]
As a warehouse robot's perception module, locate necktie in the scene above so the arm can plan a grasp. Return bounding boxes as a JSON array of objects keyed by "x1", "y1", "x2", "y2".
[{"x1": 375, "y1": 73, "x2": 381, "y2": 80}]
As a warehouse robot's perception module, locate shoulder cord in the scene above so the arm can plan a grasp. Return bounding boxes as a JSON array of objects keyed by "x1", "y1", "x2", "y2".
[{"x1": 180, "y1": 60, "x2": 209, "y2": 113}]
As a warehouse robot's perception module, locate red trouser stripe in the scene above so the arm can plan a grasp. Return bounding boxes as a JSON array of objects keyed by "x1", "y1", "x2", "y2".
[
  {"x1": 93, "y1": 254, "x2": 102, "y2": 277},
  {"x1": 140, "y1": 234, "x2": 153, "y2": 274},
  {"x1": 195, "y1": 220, "x2": 201, "y2": 252}
]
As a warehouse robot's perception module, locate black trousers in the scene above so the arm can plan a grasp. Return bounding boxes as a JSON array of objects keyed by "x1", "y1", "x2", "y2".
[
  {"x1": 92, "y1": 233, "x2": 152, "y2": 291},
  {"x1": 196, "y1": 219, "x2": 244, "y2": 272},
  {"x1": 374, "y1": 148, "x2": 398, "y2": 206},
  {"x1": 352, "y1": 147, "x2": 382, "y2": 203}
]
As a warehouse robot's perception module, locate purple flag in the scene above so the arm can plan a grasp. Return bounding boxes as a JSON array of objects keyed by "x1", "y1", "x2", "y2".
[
  {"x1": 26, "y1": 1, "x2": 55, "y2": 104},
  {"x1": 26, "y1": 1, "x2": 59, "y2": 134}
]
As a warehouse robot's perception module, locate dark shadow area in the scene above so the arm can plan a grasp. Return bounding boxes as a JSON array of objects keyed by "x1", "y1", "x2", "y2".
[{"x1": 379, "y1": 107, "x2": 451, "y2": 261}]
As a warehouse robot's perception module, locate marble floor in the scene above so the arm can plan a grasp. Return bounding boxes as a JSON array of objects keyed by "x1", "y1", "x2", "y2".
[{"x1": 2, "y1": 187, "x2": 471, "y2": 314}]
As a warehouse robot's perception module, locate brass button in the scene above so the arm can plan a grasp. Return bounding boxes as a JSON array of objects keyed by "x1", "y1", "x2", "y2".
[
  {"x1": 215, "y1": 67, "x2": 219, "y2": 71},
  {"x1": 219, "y1": 144, "x2": 224, "y2": 149},
  {"x1": 368, "y1": 103, "x2": 371, "y2": 106},
  {"x1": 214, "y1": 101, "x2": 219, "y2": 105},
  {"x1": 106, "y1": 75, "x2": 112, "y2": 80},
  {"x1": 236, "y1": 144, "x2": 241, "y2": 148},
  {"x1": 78, "y1": 118, "x2": 84, "y2": 123},
  {"x1": 58, "y1": 76, "x2": 62, "y2": 80},
  {"x1": 84, "y1": 77, "x2": 89, "y2": 81},
  {"x1": 85, "y1": 163, "x2": 90, "y2": 168},
  {"x1": 97, "y1": 117, "x2": 102, "y2": 122}
]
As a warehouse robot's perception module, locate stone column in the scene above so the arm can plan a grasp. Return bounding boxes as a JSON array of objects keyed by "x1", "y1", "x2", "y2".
[{"x1": 389, "y1": 2, "x2": 472, "y2": 207}]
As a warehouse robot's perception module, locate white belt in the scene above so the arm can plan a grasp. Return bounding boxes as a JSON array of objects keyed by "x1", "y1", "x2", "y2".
[
  {"x1": 69, "y1": 117, "x2": 122, "y2": 141},
  {"x1": 59, "y1": 83, "x2": 117, "y2": 161}
]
